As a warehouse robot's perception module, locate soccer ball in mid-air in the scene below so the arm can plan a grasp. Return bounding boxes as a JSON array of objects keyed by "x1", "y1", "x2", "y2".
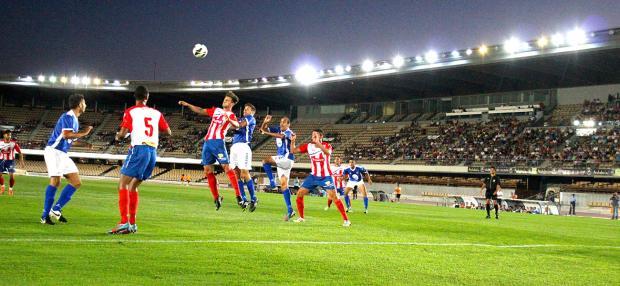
[{"x1": 193, "y1": 44, "x2": 208, "y2": 58}]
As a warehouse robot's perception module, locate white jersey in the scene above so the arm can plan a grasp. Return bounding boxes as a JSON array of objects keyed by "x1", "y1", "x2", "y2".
[{"x1": 120, "y1": 104, "x2": 169, "y2": 148}]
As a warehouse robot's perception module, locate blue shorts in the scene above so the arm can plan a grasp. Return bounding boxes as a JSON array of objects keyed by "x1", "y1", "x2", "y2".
[
  {"x1": 0, "y1": 160, "x2": 15, "y2": 174},
  {"x1": 337, "y1": 187, "x2": 345, "y2": 196},
  {"x1": 301, "y1": 175, "x2": 336, "y2": 191},
  {"x1": 201, "y1": 139, "x2": 230, "y2": 165},
  {"x1": 120, "y1": 145, "x2": 157, "y2": 181}
]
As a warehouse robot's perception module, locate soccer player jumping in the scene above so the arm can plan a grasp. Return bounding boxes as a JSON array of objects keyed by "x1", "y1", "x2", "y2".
[
  {"x1": 108, "y1": 86, "x2": 171, "y2": 234},
  {"x1": 178, "y1": 91, "x2": 243, "y2": 210},
  {"x1": 290, "y1": 129, "x2": 350, "y2": 227},
  {"x1": 0, "y1": 129, "x2": 25, "y2": 196},
  {"x1": 230, "y1": 103, "x2": 258, "y2": 211}
]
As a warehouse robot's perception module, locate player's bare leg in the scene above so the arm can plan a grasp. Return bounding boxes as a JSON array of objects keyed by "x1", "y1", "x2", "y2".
[
  {"x1": 327, "y1": 189, "x2": 350, "y2": 226},
  {"x1": 360, "y1": 184, "x2": 369, "y2": 214}
]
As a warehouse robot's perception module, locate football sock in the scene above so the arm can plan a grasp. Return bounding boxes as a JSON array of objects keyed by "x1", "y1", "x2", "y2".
[
  {"x1": 246, "y1": 179, "x2": 256, "y2": 201},
  {"x1": 262, "y1": 163, "x2": 276, "y2": 188},
  {"x1": 494, "y1": 204, "x2": 499, "y2": 216},
  {"x1": 129, "y1": 191, "x2": 139, "y2": 224},
  {"x1": 363, "y1": 197, "x2": 369, "y2": 210},
  {"x1": 118, "y1": 188, "x2": 129, "y2": 224},
  {"x1": 226, "y1": 170, "x2": 241, "y2": 197},
  {"x1": 486, "y1": 203, "x2": 491, "y2": 216},
  {"x1": 283, "y1": 188, "x2": 293, "y2": 214},
  {"x1": 52, "y1": 184, "x2": 77, "y2": 212},
  {"x1": 9, "y1": 176, "x2": 14, "y2": 188},
  {"x1": 0, "y1": 176, "x2": 4, "y2": 185},
  {"x1": 335, "y1": 200, "x2": 348, "y2": 221},
  {"x1": 42, "y1": 185, "x2": 57, "y2": 219},
  {"x1": 206, "y1": 173, "x2": 219, "y2": 199},
  {"x1": 296, "y1": 196, "x2": 305, "y2": 219},
  {"x1": 344, "y1": 195, "x2": 351, "y2": 208},
  {"x1": 238, "y1": 179, "x2": 247, "y2": 201}
]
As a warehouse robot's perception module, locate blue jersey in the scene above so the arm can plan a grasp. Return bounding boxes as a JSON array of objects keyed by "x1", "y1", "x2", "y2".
[
  {"x1": 232, "y1": 115, "x2": 256, "y2": 144},
  {"x1": 268, "y1": 126, "x2": 295, "y2": 161},
  {"x1": 46, "y1": 110, "x2": 79, "y2": 153},
  {"x1": 344, "y1": 166, "x2": 367, "y2": 182}
]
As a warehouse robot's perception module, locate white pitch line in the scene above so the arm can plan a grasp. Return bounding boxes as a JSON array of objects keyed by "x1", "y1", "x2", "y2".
[{"x1": 0, "y1": 238, "x2": 619, "y2": 249}]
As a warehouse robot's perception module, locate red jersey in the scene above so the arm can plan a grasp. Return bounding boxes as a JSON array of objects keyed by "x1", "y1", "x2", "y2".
[
  {"x1": 298, "y1": 142, "x2": 333, "y2": 177},
  {"x1": 331, "y1": 164, "x2": 345, "y2": 189},
  {"x1": 204, "y1": 107, "x2": 237, "y2": 140},
  {"x1": 0, "y1": 140, "x2": 21, "y2": 160}
]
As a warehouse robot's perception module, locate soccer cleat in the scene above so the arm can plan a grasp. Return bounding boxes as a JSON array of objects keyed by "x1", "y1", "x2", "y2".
[
  {"x1": 249, "y1": 199, "x2": 258, "y2": 212},
  {"x1": 495, "y1": 215, "x2": 499, "y2": 220},
  {"x1": 284, "y1": 210, "x2": 296, "y2": 221},
  {"x1": 0, "y1": 185, "x2": 4, "y2": 195},
  {"x1": 485, "y1": 215, "x2": 491, "y2": 219},
  {"x1": 214, "y1": 195, "x2": 223, "y2": 211},
  {"x1": 293, "y1": 217, "x2": 305, "y2": 223},
  {"x1": 346, "y1": 207, "x2": 353, "y2": 213},
  {"x1": 364, "y1": 209, "x2": 368, "y2": 214},
  {"x1": 129, "y1": 224, "x2": 138, "y2": 233},
  {"x1": 324, "y1": 206, "x2": 330, "y2": 211},
  {"x1": 107, "y1": 223, "x2": 131, "y2": 235},
  {"x1": 342, "y1": 220, "x2": 351, "y2": 227},
  {"x1": 49, "y1": 209, "x2": 62, "y2": 221},
  {"x1": 58, "y1": 215, "x2": 68, "y2": 223},
  {"x1": 40, "y1": 216, "x2": 55, "y2": 225}
]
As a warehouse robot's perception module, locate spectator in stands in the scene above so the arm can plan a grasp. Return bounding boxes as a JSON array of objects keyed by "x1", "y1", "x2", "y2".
[
  {"x1": 610, "y1": 192, "x2": 619, "y2": 220},
  {"x1": 569, "y1": 194, "x2": 576, "y2": 216}
]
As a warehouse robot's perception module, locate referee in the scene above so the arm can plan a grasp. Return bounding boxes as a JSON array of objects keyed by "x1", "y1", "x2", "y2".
[{"x1": 481, "y1": 166, "x2": 501, "y2": 219}]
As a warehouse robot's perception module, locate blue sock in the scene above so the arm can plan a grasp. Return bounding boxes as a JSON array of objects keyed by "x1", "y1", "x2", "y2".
[
  {"x1": 42, "y1": 185, "x2": 57, "y2": 219},
  {"x1": 263, "y1": 163, "x2": 276, "y2": 188},
  {"x1": 364, "y1": 197, "x2": 369, "y2": 210},
  {"x1": 247, "y1": 179, "x2": 256, "y2": 201},
  {"x1": 238, "y1": 180, "x2": 247, "y2": 200},
  {"x1": 53, "y1": 184, "x2": 77, "y2": 212},
  {"x1": 282, "y1": 188, "x2": 292, "y2": 214},
  {"x1": 344, "y1": 195, "x2": 351, "y2": 208},
  {"x1": 337, "y1": 188, "x2": 344, "y2": 196}
]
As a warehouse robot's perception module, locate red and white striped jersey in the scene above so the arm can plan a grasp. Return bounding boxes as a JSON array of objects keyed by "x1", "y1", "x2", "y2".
[
  {"x1": 0, "y1": 140, "x2": 21, "y2": 160},
  {"x1": 299, "y1": 142, "x2": 333, "y2": 177},
  {"x1": 331, "y1": 164, "x2": 345, "y2": 189},
  {"x1": 204, "y1": 107, "x2": 238, "y2": 140},
  {"x1": 120, "y1": 104, "x2": 169, "y2": 148}
]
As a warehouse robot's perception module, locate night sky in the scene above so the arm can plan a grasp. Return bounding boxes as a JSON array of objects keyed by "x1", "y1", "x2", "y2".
[{"x1": 1, "y1": 0, "x2": 620, "y2": 81}]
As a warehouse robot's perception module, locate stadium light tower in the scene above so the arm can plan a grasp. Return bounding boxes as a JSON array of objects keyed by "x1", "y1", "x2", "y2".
[
  {"x1": 49, "y1": 75, "x2": 57, "y2": 83},
  {"x1": 60, "y1": 76, "x2": 68, "y2": 84},
  {"x1": 361, "y1": 60, "x2": 374, "y2": 72},
  {"x1": 295, "y1": 65, "x2": 318, "y2": 85},
  {"x1": 566, "y1": 28, "x2": 587, "y2": 46},
  {"x1": 424, "y1": 50, "x2": 438, "y2": 63},
  {"x1": 504, "y1": 37, "x2": 522, "y2": 54},
  {"x1": 392, "y1": 55, "x2": 405, "y2": 68},
  {"x1": 70, "y1": 76, "x2": 80, "y2": 85}
]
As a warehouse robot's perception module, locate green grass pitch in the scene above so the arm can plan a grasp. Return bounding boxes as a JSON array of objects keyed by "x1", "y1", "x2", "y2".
[{"x1": 0, "y1": 175, "x2": 618, "y2": 285}]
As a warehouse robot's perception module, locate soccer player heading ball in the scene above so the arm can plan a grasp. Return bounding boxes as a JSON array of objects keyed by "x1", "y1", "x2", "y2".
[{"x1": 178, "y1": 91, "x2": 243, "y2": 210}]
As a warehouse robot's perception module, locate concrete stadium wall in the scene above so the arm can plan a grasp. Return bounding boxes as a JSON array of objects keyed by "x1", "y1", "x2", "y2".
[
  {"x1": 557, "y1": 84, "x2": 620, "y2": 105},
  {"x1": 369, "y1": 182, "x2": 515, "y2": 197}
]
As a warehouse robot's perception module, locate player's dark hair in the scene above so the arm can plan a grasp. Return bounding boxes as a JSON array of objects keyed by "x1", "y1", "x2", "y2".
[
  {"x1": 312, "y1": 128, "x2": 324, "y2": 136},
  {"x1": 2, "y1": 129, "x2": 11, "y2": 136},
  {"x1": 490, "y1": 166, "x2": 496, "y2": 170},
  {"x1": 225, "y1": 91, "x2": 239, "y2": 104},
  {"x1": 68, "y1": 94, "x2": 84, "y2": 109},
  {"x1": 135, "y1": 86, "x2": 149, "y2": 101},
  {"x1": 244, "y1": 103, "x2": 256, "y2": 112}
]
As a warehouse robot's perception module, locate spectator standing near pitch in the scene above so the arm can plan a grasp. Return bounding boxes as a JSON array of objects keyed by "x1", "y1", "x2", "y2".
[
  {"x1": 394, "y1": 183, "x2": 402, "y2": 202},
  {"x1": 610, "y1": 192, "x2": 619, "y2": 220},
  {"x1": 569, "y1": 194, "x2": 576, "y2": 216}
]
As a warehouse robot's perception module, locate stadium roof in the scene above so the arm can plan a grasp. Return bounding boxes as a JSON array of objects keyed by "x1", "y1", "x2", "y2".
[{"x1": 1, "y1": 27, "x2": 620, "y2": 106}]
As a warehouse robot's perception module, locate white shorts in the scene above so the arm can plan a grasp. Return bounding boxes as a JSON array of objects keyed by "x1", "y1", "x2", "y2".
[
  {"x1": 346, "y1": 180, "x2": 365, "y2": 189},
  {"x1": 229, "y1": 143, "x2": 252, "y2": 170},
  {"x1": 271, "y1": 155, "x2": 293, "y2": 180},
  {"x1": 44, "y1": 146, "x2": 78, "y2": 177}
]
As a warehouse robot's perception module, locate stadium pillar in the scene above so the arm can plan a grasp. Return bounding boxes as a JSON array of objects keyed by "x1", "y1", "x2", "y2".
[
  {"x1": 31, "y1": 96, "x2": 35, "y2": 108},
  {"x1": 95, "y1": 101, "x2": 98, "y2": 113}
]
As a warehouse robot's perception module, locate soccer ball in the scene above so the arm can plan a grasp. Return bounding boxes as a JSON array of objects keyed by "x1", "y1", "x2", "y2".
[{"x1": 193, "y1": 44, "x2": 208, "y2": 58}]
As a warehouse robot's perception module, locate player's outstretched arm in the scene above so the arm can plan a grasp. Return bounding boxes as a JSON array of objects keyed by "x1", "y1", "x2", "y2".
[
  {"x1": 289, "y1": 134, "x2": 302, "y2": 154},
  {"x1": 178, "y1": 101, "x2": 209, "y2": 116},
  {"x1": 260, "y1": 116, "x2": 285, "y2": 138}
]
